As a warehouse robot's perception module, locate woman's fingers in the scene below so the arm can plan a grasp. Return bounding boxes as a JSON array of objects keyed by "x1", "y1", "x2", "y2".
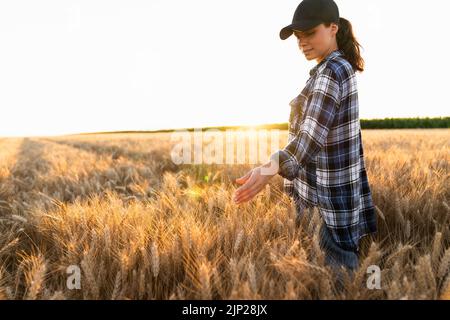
[
  {"x1": 236, "y1": 180, "x2": 262, "y2": 198},
  {"x1": 235, "y1": 170, "x2": 252, "y2": 185},
  {"x1": 234, "y1": 180, "x2": 264, "y2": 203},
  {"x1": 235, "y1": 171, "x2": 257, "y2": 195},
  {"x1": 234, "y1": 179, "x2": 255, "y2": 202},
  {"x1": 233, "y1": 165, "x2": 274, "y2": 204},
  {"x1": 234, "y1": 182, "x2": 255, "y2": 201},
  {"x1": 234, "y1": 183, "x2": 264, "y2": 203}
]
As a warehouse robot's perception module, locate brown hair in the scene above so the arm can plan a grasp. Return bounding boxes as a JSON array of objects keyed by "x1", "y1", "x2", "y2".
[{"x1": 325, "y1": 17, "x2": 365, "y2": 72}]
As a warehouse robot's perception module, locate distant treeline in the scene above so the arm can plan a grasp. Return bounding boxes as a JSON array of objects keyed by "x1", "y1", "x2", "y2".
[
  {"x1": 360, "y1": 117, "x2": 450, "y2": 129},
  {"x1": 190, "y1": 117, "x2": 450, "y2": 131},
  {"x1": 75, "y1": 117, "x2": 449, "y2": 136}
]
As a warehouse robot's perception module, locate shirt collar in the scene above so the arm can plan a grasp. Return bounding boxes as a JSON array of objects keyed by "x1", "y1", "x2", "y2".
[{"x1": 309, "y1": 49, "x2": 344, "y2": 77}]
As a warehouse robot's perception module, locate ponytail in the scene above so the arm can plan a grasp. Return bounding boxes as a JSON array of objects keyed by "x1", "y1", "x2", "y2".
[{"x1": 327, "y1": 17, "x2": 365, "y2": 72}]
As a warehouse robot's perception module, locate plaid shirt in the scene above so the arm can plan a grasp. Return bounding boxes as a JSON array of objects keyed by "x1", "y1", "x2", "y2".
[{"x1": 270, "y1": 49, "x2": 377, "y2": 252}]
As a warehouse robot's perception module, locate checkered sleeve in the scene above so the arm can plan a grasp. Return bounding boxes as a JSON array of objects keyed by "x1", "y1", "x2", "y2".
[{"x1": 270, "y1": 67, "x2": 340, "y2": 181}]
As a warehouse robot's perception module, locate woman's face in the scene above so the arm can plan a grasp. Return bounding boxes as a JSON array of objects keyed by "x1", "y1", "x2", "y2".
[{"x1": 293, "y1": 23, "x2": 338, "y2": 62}]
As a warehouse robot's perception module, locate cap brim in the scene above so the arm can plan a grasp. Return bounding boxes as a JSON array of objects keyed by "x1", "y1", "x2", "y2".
[{"x1": 279, "y1": 20, "x2": 322, "y2": 40}]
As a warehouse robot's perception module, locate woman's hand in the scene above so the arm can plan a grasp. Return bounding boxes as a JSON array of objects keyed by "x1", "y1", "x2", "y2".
[{"x1": 233, "y1": 161, "x2": 277, "y2": 204}]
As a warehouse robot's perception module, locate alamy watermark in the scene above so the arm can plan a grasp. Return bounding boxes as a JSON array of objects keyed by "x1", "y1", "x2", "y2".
[
  {"x1": 366, "y1": 264, "x2": 381, "y2": 290},
  {"x1": 66, "y1": 265, "x2": 81, "y2": 290}
]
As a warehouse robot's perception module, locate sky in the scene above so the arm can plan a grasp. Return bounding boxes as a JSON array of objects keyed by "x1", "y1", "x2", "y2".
[{"x1": 0, "y1": 0, "x2": 449, "y2": 137}]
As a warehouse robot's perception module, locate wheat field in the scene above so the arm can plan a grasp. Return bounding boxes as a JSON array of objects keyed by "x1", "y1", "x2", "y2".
[{"x1": 0, "y1": 129, "x2": 449, "y2": 300}]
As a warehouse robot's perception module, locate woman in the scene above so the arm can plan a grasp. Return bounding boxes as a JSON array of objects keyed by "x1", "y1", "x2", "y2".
[{"x1": 233, "y1": 0, "x2": 377, "y2": 276}]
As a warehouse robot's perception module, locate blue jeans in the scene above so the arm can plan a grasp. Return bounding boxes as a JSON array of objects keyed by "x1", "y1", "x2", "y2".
[
  {"x1": 295, "y1": 201, "x2": 359, "y2": 279},
  {"x1": 318, "y1": 222, "x2": 359, "y2": 271}
]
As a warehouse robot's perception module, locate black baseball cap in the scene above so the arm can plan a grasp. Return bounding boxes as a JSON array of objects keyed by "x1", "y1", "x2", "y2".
[{"x1": 279, "y1": 0, "x2": 340, "y2": 40}]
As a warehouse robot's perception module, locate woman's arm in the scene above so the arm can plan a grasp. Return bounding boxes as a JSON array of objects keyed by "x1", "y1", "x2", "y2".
[
  {"x1": 233, "y1": 67, "x2": 341, "y2": 204},
  {"x1": 270, "y1": 67, "x2": 341, "y2": 181}
]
